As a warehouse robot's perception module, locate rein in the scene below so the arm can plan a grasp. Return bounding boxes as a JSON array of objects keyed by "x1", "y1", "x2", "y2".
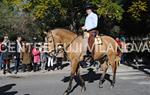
[
  {"x1": 65, "y1": 35, "x2": 79, "y2": 50},
  {"x1": 48, "y1": 31, "x2": 57, "y2": 54}
]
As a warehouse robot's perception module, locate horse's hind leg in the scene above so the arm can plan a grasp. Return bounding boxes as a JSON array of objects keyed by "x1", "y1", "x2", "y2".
[
  {"x1": 99, "y1": 61, "x2": 108, "y2": 88},
  {"x1": 111, "y1": 60, "x2": 117, "y2": 87}
]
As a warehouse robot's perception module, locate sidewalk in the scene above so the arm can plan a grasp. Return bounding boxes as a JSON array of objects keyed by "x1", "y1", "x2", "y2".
[{"x1": 0, "y1": 64, "x2": 149, "y2": 77}]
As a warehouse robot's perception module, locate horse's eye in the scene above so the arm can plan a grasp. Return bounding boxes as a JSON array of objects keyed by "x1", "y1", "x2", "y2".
[{"x1": 49, "y1": 40, "x2": 52, "y2": 43}]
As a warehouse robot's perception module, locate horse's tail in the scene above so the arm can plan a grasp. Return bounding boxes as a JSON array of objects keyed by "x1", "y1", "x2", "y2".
[{"x1": 114, "y1": 55, "x2": 121, "y2": 66}]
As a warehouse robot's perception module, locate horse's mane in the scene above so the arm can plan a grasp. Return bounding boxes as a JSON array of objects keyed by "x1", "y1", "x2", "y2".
[{"x1": 50, "y1": 28, "x2": 77, "y2": 37}]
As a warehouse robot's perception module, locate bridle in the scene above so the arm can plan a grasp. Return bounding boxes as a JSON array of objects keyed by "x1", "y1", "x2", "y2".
[{"x1": 47, "y1": 31, "x2": 57, "y2": 55}]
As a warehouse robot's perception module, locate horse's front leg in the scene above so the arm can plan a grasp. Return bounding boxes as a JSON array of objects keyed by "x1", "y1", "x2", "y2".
[
  {"x1": 64, "y1": 73, "x2": 74, "y2": 95},
  {"x1": 64, "y1": 58, "x2": 79, "y2": 95},
  {"x1": 77, "y1": 68, "x2": 86, "y2": 92}
]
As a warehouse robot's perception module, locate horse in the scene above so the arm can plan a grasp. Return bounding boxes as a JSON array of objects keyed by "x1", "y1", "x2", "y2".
[{"x1": 45, "y1": 28, "x2": 119, "y2": 95}]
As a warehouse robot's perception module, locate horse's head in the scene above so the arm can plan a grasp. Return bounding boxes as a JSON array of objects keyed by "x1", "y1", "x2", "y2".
[
  {"x1": 45, "y1": 30, "x2": 60, "y2": 53},
  {"x1": 45, "y1": 28, "x2": 78, "y2": 54}
]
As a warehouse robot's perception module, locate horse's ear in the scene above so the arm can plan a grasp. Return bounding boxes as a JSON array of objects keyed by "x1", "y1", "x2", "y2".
[{"x1": 43, "y1": 31, "x2": 47, "y2": 35}]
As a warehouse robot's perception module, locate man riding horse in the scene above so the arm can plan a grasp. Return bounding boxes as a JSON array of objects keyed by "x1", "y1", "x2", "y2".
[
  {"x1": 45, "y1": 4, "x2": 119, "y2": 95},
  {"x1": 82, "y1": 4, "x2": 102, "y2": 66}
]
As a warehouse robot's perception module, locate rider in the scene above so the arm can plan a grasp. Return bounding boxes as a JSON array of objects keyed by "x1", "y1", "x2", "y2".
[{"x1": 82, "y1": 4, "x2": 99, "y2": 56}]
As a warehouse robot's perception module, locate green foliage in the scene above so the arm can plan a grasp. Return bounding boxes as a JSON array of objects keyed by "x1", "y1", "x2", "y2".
[
  {"x1": 1, "y1": 0, "x2": 149, "y2": 38},
  {"x1": 91, "y1": 0, "x2": 124, "y2": 21},
  {"x1": 0, "y1": 0, "x2": 43, "y2": 41},
  {"x1": 21, "y1": 0, "x2": 64, "y2": 19},
  {"x1": 127, "y1": 0, "x2": 148, "y2": 21}
]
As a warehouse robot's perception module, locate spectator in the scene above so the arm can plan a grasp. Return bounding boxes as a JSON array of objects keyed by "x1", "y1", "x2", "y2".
[
  {"x1": 14, "y1": 36, "x2": 22, "y2": 74},
  {"x1": 0, "y1": 42, "x2": 3, "y2": 70},
  {"x1": 115, "y1": 37, "x2": 122, "y2": 56},
  {"x1": 1, "y1": 34, "x2": 11, "y2": 74},
  {"x1": 56, "y1": 44, "x2": 64, "y2": 70},
  {"x1": 40, "y1": 48, "x2": 47, "y2": 70},
  {"x1": 120, "y1": 38, "x2": 128, "y2": 64},
  {"x1": 32, "y1": 46, "x2": 40, "y2": 72},
  {"x1": 47, "y1": 50, "x2": 55, "y2": 71},
  {"x1": 20, "y1": 42, "x2": 32, "y2": 72}
]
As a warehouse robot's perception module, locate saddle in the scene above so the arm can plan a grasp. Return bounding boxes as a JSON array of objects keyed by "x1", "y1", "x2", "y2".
[{"x1": 88, "y1": 35, "x2": 102, "y2": 56}]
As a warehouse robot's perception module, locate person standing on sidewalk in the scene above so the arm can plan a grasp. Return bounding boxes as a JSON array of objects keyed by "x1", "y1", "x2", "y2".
[
  {"x1": 14, "y1": 36, "x2": 22, "y2": 74},
  {"x1": 40, "y1": 48, "x2": 47, "y2": 70},
  {"x1": 1, "y1": 34, "x2": 11, "y2": 74},
  {"x1": 20, "y1": 42, "x2": 32, "y2": 72},
  {"x1": 47, "y1": 51, "x2": 55, "y2": 71},
  {"x1": 56, "y1": 44, "x2": 64, "y2": 70},
  {"x1": 32, "y1": 46, "x2": 40, "y2": 72},
  {"x1": 0, "y1": 43, "x2": 3, "y2": 70}
]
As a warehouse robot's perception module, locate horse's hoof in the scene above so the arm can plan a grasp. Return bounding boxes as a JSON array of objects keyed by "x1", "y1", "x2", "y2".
[
  {"x1": 63, "y1": 92, "x2": 69, "y2": 95},
  {"x1": 111, "y1": 82, "x2": 115, "y2": 88},
  {"x1": 99, "y1": 85, "x2": 103, "y2": 88},
  {"x1": 81, "y1": 86, "x2": 86, "y2": 92},
  {"x1": 99, "y1": 81, "x2": 103, "y2": 88},
  {"x1": 110, "y1": 84, "x2": 114, "y2": 89}
]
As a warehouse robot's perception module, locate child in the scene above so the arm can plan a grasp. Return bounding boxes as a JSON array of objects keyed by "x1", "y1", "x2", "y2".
[
  {"x1": 40, "y1": 48, "x2": 47, "y2": 70},
  {"x1": 32, "y1": 47, "x2": 40, "y2": 72},
  {"x1": 47, "y1": 51, "x2": 55, "y2": 71}
]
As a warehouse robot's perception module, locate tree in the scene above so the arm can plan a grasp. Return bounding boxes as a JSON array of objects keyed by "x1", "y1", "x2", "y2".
[
  {"x1": 90, "y1": 0, "x2": 124, "y2": 36},
  {"x1": 21, "y1": 0, "x2": 86, "y2": 31},
  {"x1": 121, "y1": 0, "x2": 150, "y2": 36},
  {"x1": 0, "y1": 0, "x2": 43, "y2": 41},
  {"x1": 127, "y1": 0, "x2": 148, "y2": 21},
  {"x1": 91, "y1": 0, "x2": 124, "y2": 21}
]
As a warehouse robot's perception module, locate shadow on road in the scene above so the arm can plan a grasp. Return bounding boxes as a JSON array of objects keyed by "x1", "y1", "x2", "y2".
[
  {"x1": 124, "y1": 63, "x2": 150, "y2": 75},
  {"x1": 53, "y1": 62, "x2": 70, "y2": 70},
  {"x1": 62, "y1": 68, "x2": 112, "y2": 93},
  {"x1": 0, "y1": 84, "x2": 18, "y2": 95}
]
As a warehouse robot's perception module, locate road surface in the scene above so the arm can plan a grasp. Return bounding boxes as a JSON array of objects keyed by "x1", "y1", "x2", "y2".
[{"x1": 0, "y1": 64, "x2": 150, "y2": 95}]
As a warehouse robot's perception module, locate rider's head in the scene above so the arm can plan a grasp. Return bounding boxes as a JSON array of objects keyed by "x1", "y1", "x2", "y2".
[{"x1": 85, "y1": 4, "x2": 93, "y2": 15}]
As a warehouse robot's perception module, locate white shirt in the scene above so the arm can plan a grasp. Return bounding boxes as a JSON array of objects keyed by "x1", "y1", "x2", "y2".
[
  {"x1": 17, "y1": 40, "x2": 22, "y2": 53},
  {"x1": 84, "y1": 12, "x2": 98, "y2": 31}
]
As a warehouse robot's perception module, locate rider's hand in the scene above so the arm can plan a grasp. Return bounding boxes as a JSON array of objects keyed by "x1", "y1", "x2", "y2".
[{"x1": 82, "y1": 26, "x2": 86, "y2": 30}]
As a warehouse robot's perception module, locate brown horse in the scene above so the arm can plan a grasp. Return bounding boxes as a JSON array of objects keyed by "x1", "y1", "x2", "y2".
[{"x1": 45, "y1": 28, "x2": 119, "y2": 95}]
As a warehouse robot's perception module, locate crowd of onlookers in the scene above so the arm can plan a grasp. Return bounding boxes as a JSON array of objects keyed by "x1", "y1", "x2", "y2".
[
  {"x1": 1, "y1": 33, "x2": 149, "y2": 75},
  {"x1": 0, "y1": 34, "x2": 65, "y2": 75},
  {"x1": 115, "y1": 36, "x2": 150, "y2": 68}
]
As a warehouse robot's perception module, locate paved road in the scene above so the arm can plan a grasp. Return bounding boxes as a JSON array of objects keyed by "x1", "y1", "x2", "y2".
[{"x1": 0, "y1": 64, "x2": 150, "y2": 95}]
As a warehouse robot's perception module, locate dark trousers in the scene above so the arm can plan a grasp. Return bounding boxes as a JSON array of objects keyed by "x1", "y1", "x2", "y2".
[
  {"x1": 22, "y1": 64, "x2": 26, "y2": 72},
  {"x1": 56, "y1": 57, "x2": 63, "y2": 70},
  {"x1": 15, "y1": 58, "x2": 20, "y2": 73},
  {"x1": 3, "y1": 63, "x2": 10, "y2": 71},
  {"x1": 33, "y1": 63, "x2": 37, "y2": 72},
  {"x1": 3, "y1": 59, "x2": 11, "y2": 74}
]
